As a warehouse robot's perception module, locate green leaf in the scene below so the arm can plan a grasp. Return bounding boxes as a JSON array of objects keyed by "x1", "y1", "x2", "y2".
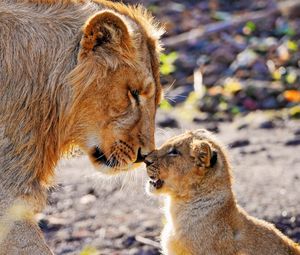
[
  {"x1": 245, "y1": 21, "x2": 256, "y2": 32},
  {"x1": 224, "y1": 78, "x2": 242, "y2": 94},
  {"x1": 160, "y1": 52, "x2": 178, "y2": 75},
  {"x1": 147, "y1": 4, "x2": 158, "y2": 13},
  {"x1": 159, "y1": 99, "x2": 173, "y2": 110},
  {"x1": 272, "y1": 69, "x2": 282, "y2": 81},
  {"x1": 243, "y1": 21, "x2": 256, "y2": 35},
  {"x1": 160, "y1": 64, "x2": 175, "y2": 76},
  {"x1": 185, "y1": 91, "x2": 201, "y2": 105},
  {"x1": 289, "y1": 105, "x2": 300, "y2": 119},
  {"x1": 167, "y1": 52, "x2": 178, "y2": 62},
  {"x1": 79, "y1": 246, "x2": 99, "y2": 255},
  {"x1": 231, "y1": 106, "x2": 240, "y2": 115},
  {"x1": 286, "y1": 27, "x2": 296, "y2": 36},
  {"x1": 286, "y1": 72, "x2": 297, "y2": 84},
  {"x1": 219, "y1": 101, "x2": 228, "y2": 111},
  {"x1": 287, "y1": 40, "x2": 298, "y2": 52}
]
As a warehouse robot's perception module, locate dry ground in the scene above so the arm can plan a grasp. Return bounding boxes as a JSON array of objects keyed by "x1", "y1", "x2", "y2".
[{"x1": 42, "y1": 110, "x2": 300, "y2": 255}]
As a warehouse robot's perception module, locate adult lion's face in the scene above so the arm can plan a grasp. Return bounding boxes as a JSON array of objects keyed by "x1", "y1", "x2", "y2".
[
  {"x1": 68, "y1": 10, "x2": 162, "y2": 174},
  {"x1": 81, "y1": 66, "x2": 159, "y2": 174}
]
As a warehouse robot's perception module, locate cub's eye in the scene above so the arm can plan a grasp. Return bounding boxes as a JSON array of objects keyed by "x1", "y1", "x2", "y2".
[
  {"x1": 130, "y1": 89, "x2": 140, "y2": 104},
  {"x1": 168, "y1": 147, "x2": 180, "y2": 157}
]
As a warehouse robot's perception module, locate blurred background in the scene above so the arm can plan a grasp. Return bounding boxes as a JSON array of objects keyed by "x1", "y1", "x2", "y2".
[{"x1": 42, "y1": 0, "x2": 300, "y2": 254}]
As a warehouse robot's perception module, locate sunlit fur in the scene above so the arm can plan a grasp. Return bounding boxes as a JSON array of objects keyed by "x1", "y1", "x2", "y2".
[
  {"x1": 146, "y1": 129, "x2": 300, "y2": 255},
  {"x1": 0, "y1": 0, "x2": 163, "y2": 253}
]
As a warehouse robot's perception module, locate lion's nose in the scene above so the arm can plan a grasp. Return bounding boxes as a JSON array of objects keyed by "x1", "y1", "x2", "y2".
[{"x1": 135, "y1": 148, "x2": 146, "y2": 163}]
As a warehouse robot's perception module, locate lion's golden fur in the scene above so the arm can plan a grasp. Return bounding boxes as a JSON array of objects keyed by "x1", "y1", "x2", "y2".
[
  {"x1": 0, "y1": 0, "x2": 163, "y2": 253},
  {"x1": 146, "y1": 129, "x2": 300, "y2": 255}
]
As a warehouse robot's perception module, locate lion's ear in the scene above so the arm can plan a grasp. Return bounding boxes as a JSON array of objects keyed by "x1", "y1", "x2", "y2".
[
  {"x1": 80, "y1": 10, "x2": 133, "y2": 58},
  {"x1": 190, "y1": 140, "x2": 217, "y2": 168}
]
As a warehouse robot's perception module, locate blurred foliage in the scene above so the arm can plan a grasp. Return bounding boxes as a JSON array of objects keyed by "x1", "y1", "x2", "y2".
[
  {"x1": 185, "y1": 91, "x2": 201, "y2": 106},
  {"x1": 159, "y1": 99, "x2": 173, "y2": 110},
  {"x1": 289, "y1": 105, "x2": 300, "y2": 119},
  {"x1": 79, "y1": 246, "x2": 100, "y2": 255},
  {"x1": 160, "y1": 52, "x2": 178, "y2": 76},
  {"x1": 151, "y1": 0, "x2": 300, "y2": 118},
  {"x1": 285, "y1": 72, "x2": 297, "y2": 85},
  {"x1": 243, "y1": 21, "x2": 256, "y2": 35},
  {"x1": 287, "y1": 40, "x2": 298, "y2": 52},
  {"x1": 276, "y1": 21, "x2": 295, "y2": 36},
  {"x1": 223, "y1": 78, "x2": 242, "y2": 94}
]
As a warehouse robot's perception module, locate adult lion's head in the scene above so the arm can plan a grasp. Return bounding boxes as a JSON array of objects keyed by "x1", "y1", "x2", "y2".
[{"x1": 66, "y1": 7, "x2": 163, "y2": 175}]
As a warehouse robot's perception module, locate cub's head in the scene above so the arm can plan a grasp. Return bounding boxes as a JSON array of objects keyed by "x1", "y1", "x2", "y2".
[
  {"x1": 67, "y1": 7, "x2": 163, "y2": 174},
  {"x1": 145, "y1": 129, "x2": 232, "y2": 199}
]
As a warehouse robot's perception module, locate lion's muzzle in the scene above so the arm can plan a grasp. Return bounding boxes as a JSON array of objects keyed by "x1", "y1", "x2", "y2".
[{"x1": 92, "y1": 146, "x2": 118, "y2": 167}]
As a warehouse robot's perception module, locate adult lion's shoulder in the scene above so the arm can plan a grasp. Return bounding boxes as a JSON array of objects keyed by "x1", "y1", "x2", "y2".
[{"x1": 0, "y1": 0, "x2": 163, "y2": 253}]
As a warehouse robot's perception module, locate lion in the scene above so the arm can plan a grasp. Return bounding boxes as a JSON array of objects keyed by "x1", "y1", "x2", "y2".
[
  {"x1": 0, "y1": 0, "x2": 163, "y2": 254},
  {"x1": 145, "y1": 129, "x2": 300, "y2": 255}
]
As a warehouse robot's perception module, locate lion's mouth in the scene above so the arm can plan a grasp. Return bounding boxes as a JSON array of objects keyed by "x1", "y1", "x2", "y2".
[
  {"x1": 149, "y1": 179, "x2": 164, "y2": 189},
  {"x1": 92, "y1": 146, "x2": 143, "y2": 169},
  {"x1": 135, "y1": 148, "x2": 145, "y2": 163},
  {"x1": 92, "y1": 146, "x2": 118, "y2": 168}
]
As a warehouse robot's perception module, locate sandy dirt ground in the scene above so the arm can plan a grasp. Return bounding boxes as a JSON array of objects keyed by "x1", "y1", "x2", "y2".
[{"x1": 41, "y1": 110, "x2": 300, "y2": 255}]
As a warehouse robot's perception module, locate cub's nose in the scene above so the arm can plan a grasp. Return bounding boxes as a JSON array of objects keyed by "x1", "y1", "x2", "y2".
[{"x1": 135, "y1": 148, "x2": 146, "y2": 163}]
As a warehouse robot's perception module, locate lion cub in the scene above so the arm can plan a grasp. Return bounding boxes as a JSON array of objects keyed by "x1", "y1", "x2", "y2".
[{"x1": 145, "y1": 129, "x2": 300, "y2": 255}]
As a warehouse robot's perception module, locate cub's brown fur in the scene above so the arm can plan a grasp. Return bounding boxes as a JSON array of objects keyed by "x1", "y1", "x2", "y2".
[
  {"x1": 146, "y1": 129, "x2": 300, "y2": 255},
  {"x1": 0, "y1": 0, "x2": 163, "y2": 254}
]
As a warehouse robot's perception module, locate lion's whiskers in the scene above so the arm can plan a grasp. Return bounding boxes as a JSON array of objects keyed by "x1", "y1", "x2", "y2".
[{"x1": 163, "y1": 80, "x2": 176, "y2": 95}]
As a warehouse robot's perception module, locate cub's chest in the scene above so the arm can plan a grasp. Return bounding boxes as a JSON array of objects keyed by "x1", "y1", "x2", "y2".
[
  {"x1": 168, "y1": 239, "x2": 192, "y2": 255},
  {"x1": 162, "y1": 224, "x2": 193, "y2": 255}
]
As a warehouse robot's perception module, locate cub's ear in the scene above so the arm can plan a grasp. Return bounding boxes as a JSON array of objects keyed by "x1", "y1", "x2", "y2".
[
  {"x1": 190, "y1": 140, "x2": 218, "y2": 168},
  {"x1": 79, "y1": 10, "x2": 133, "y2": 59}
]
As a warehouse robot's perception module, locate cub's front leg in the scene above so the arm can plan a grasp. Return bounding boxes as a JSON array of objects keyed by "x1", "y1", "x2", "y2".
[{"x1": 0, "y1": 219, "x2": 53, "y2": 255}]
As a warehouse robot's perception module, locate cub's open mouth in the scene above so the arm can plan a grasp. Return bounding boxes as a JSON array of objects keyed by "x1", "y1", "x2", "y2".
[{"x1": 149, "y1": 179, "x2": 164, "y2": 189}]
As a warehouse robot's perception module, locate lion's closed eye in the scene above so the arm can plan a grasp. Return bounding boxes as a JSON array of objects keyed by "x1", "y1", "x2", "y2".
[
  {"x1": 129, "y1": 89, "x2": 140, "y2": 105},
  {"x1": 128, "y1": 89, "x2": 140, "y2": 106}
]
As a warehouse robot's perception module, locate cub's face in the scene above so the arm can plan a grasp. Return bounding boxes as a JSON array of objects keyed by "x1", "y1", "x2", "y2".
[
  {"x1": 69, "y1": 10, "x2": 162, "y2": 174},
  {"x1": 145, "y1": 130, "x2": 222, "y2": 198}
]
